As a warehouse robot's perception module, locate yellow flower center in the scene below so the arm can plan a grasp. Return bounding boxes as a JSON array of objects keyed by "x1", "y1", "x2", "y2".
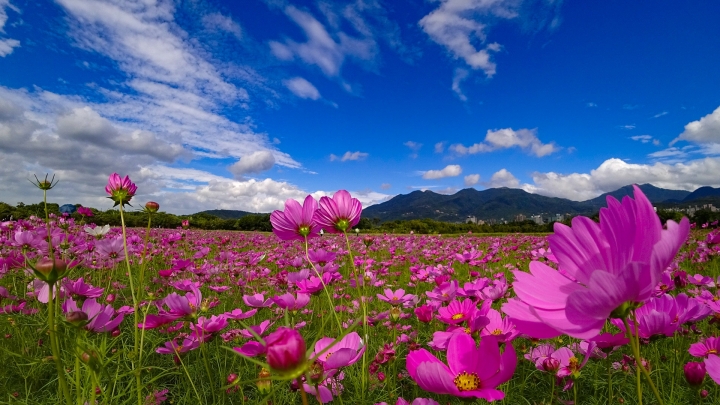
[
  {"x1": 491, "y1": 329, "x2": 503, "y2": 335},
  {"x1": 454, "y1": 371, "x2": 480, "y2": 391},
  {"x1": 464, "y1": 327, "x2": 471, "y2": 334},
  {"x1": 451, "y1": 313, "x2": 464, "y2": 320},
  {"x1": 709, "y1": 349, "x2": 718, "y2": 355},
  {"x1": 568, "y1": 357, "x2": 579, "y2": 372}
]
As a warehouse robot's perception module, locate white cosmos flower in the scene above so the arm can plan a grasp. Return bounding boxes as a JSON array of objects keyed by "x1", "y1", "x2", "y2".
[{"x1": 84, "y1": 224, "x2": 111, "y2": 238}]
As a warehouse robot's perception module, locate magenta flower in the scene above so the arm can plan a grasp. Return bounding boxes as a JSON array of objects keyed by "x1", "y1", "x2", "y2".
[
  {"x1": 406, "y1": 334, "x2": 516, "y2": 401},
  {"x1": 105, "y1": 173, "x2": 137, "y2": 206},
  {"x1": 689, "y1": 337, "x2": 720, "y2": 358},
  {"x1": 414, "y1": 305, "x2": 433, "y2": 323},
  {"x1": 192, "y1": 315, "x2": 229, "y2": 342},
  {"x1": 224, "y1": 308, "x2": 258, "y2": 320},
  {"x1": 480, "y1": 309, "x2": 519, "y2": 343},
  {"x1": 265, "y1": 327, "x2": 307, "y2": 375},
  {"x1": 437, "y1": 298, "x2": 478, "y2": 325},
  {"x1": 313, "y1": 332, "x2": 366, "y2": 370},
  {"x1": 684, "y1": 362, "x2": 706, "y2": 387},
  {"x1": 377, "y1": 288, "x2": 416, "y2": 306},
  {"x1": 706, "y1": 354, "x2": 720, "y2": 385},
  {"x1": 503, "y1": 185, "x2": 690, "y2": 339},
  {"x1": 63, "y1": 298, "x2": 124, "y2": 333},
  {"x1": 270, "y1": 195, "x2": 321, "y2": 241},
  {"x1": 63, "y1": 277, "x2": 104, "y2": 299},
  {"x1": 243, "y1": 293, "x2": 273, "y2": 308},
  {"x1": 314, "y1": 190, "x2": 362, "y2": 233},
  {"x1": 272, "y1": 292, "x2": 310, "y2": 311}
]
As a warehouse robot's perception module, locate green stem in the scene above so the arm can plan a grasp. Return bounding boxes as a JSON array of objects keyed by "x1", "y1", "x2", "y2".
[
  {"x1": 299, "y1": 381, "x2": 309, "y2": 405},
  {"x1": 607, "y1": 354, "x2": 613, "y2": 403},
  {"x1": 117, "y1": 204, "x2": 142, "y2": 405},
  {"x1": 624, "y1": 316, "x2": 665, "y2": 405},
  {"x1": 343, "y1": 232, "x2": 369, "y2": 401},
  {"x1": 550, "y1": 372, "x2": 555, "y2": 404},
  {"x1": 75, "y1": 335, "x2": 82, "y2": 405},
  {"x1": 201, "y1": 342, "x2": 217, "y2": 404},
  {"x1": 303, "y1": 238, "x2": 342, "y2": 330},
  {"x1": 177, "y1": 354, "x2": 203, "y2": 403},
  {"x1": 48, "y1": 282, "x2": 72, "y2": 404},
  {"x1": 573, "y1": 379, "x2": 578, "y2": 405}
]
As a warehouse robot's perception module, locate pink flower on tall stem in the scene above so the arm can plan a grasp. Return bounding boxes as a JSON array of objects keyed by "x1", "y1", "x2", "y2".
[
  {"x1": 270, "y1": 195, "x2": 321, "y2": 241},
  {"x1": 314, "y1": 190, "x2": 362, "y2": 233},
  {"x1": 706, "y1": 354, "x2": 720, "y2": 384},
  {"x1": 503, "y1": 185, "x2": 690, "y2": 339},
  {"x1": 406, "y1": 334, "x2": 516, "y2": 401},
  {"x1": 313, "y1": 332, "x2": 366, "y2": 370},
  {"x1": 105, "y1": 173, "x2": 137, "y2": 206}
]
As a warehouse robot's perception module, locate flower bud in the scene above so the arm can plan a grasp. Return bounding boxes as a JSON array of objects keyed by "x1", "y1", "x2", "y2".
[
  {"x1": 145, "y1": 201, "x2": 160, "y2": 213},
  {"x1": 684, "y1": 361, "x2": 706, "y2": 387},
  {"x1": 33, "y1": 257, "x2": 68, "y2": 283},
  {"x1": 543, "y1": 357, "x2": 561, "y2": 372},
  {"x1": 227, "y1": 373, "x2": 238, "y2": 385},
  {"x1": 106, "y1": 294, "x2": 116, "y2": 303},
  {"x1": 701, "y1": 390, "x2": 709, "y2": 398},
  {"x1": 414, "y1": 305, "x2": 433, "y2": 323},
  {"x1": 264, "y1": 327, "x2": 306, "y2": 376},
  {"x1": 256, "y1": 368, "x2": 272, "y2": 393}
]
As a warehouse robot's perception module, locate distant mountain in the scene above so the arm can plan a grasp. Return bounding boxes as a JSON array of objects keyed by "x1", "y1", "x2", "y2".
[
  {"x1": 196, "y1": 209, "x2": 260, "y2": 219},
  {"x1": 362, "y1": 184, "x2": 714, "y2": 223},
  {"x1": 683, "y1": 186, "x2": 720, "y2": 202},
  {"x1": 362, "y1": 187, "x2": 595, "y2": 222},
  {"x1": 587, "y1": 184, "x2": 691, "y2": 206}
]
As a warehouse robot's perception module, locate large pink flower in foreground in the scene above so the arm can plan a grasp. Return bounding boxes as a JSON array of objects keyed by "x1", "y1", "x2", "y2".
[
  {"x1": 406, "y1": 334, "x2": 516, "y2": 401},
  {"x1": 503, "y1": 185, "x2": 689, "y2": 339},
  {"x1": 314, "y1": 190, "x2": 362, "y2": 233},
  {"x1": 270, "y1": 195, "x2": 321, "y2": 241}
]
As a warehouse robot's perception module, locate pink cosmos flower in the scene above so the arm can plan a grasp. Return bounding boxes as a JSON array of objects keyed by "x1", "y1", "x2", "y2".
[
  {"x1": 192, "y1": 315, "x2": 229, "y2": 342},
  {"x1": 313, "y1": 332, "x2": 366, "y2": 370},
  {"x1": 272, "y1": 292, "x2": 310, "y2": 311},
  {"x1": 706, "y1": 354, "x2": 720, "y2": 385},
  {"x1": 63, "y1": 298, "x2": 124, "y2": 333},
  {"x1": 265, "y1": 327, "x2": 306, "y2": 374},
  {"x1": 689, "y1": 337, "x2": 720, "y2": 358},
  {"x1": 63, "y1": 277, "x2": 104, "y2": 299},
  {"x1": 243, "y1": 293, "x2": 273, "y2": 308},
  {"x1": 105, "y1": 173, "x2": 137, "y2": 206},
  {"x1": 270, "y1": 195, "x2": 321, "y2": 241},
  {"x1": 414, "y1": 305, "x2": 433, "y2": 323},
  {"x1": 406, "y1": 334, "x2": 516, "y2": 401},
  {"x1": 481, "y1": 309, "x2": 520, "y2": 343},
  {"x1": 437, "y1": 298, "x2": 478, "y2": 325},
  {"x1": 314, "y1": 190, "x2": 362, "y2": 233},
  {"x1": 377, "y1": 288, "x2": 416, "y2": 306},
  {"x1": 224, "y1": 307, "x2": 258, "y2": 320},
  {"x1": 503, "y1": 185, "x2": 690, "y2": 339}
]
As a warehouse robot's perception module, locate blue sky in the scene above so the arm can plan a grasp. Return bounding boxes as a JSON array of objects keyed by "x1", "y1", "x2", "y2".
[{"x1": 1, "y1": 0, "x2": 719, "y2": 214}]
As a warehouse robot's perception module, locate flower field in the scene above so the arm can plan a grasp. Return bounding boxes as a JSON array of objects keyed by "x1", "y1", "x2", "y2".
[{"x1": 2, "y1": 175, "x2": 720, "y2": 404}]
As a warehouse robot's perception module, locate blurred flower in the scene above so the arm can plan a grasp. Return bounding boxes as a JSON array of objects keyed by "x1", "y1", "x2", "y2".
[
  {"x1": 265, "y1": 327, "x2": 307, "y2": 376},
  {"x1": 503, "y1": 185, "x2": 690, "y2": 339}
]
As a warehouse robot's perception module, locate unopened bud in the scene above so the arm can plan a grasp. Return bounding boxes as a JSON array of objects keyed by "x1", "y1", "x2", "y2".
[{"x1": 145, "y1": 201, "x2": 160, "y2": 213}]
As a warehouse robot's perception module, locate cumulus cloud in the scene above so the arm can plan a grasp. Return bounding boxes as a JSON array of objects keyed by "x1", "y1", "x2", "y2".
[
  {"x1": 521, "y1": 157, "x2": 720, "y2": 201},
  {"x1": 419, "y1": 0, "x2": 516, "y2": 77},
  {"x1": 228, "y1": 151, "x2": 276, "y2": 178},
  {"x1": 450, "y1": 128, "x2": 560, "y2": 157},
  {"x1": 283, "y1": 77, "x2": 321, "y2": 100},
  {"x1": 486, "y1": 169, "x2": 520, "y2": 188},
  {"x1": 434, "y1": 142, "x2": 445, "y2": 153},
  {"x1": 422, "y1": 164, "x2": 462, "y2": 179},
  {"x1": 330, "y1": 151, "x2": 369, "y2": 162},
  {"x1": 672, "y1": 106, "x2": 720, "y2": 146},
  {"x1": 464, "y1": 174, "x2": 480, "y2": 186}
]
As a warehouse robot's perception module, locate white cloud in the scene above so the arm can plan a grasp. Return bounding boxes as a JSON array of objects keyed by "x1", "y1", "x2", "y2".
[
  {"x1": 404, "y1": 140, "x2": 422, "y2": 158},
  {"x1": 450, "y1": 128, "x2": 559, "y2": 157},
  {"x1": 586, "y1": 102, "x2": 597, "y2": 107},
  {"x1": 330, "y1": 151, "x2": 368, "y2": 162},
  {"x1": 201, "y1": 12, "x2": 243, "y2": 40},
  {"x1": 672, "y1": 106, "x2": 720, "y2": 145},
  {"x1": 464, "y1": 173, "x2": 480, "y2": 186},
  {"x1": 419, "y1": 0, "x2": 517, "y2": 77},
  {"x1": 0, "y1": 0, "x2": 19, "y2": 57},
  {"x1": 228, "y1": 151, "x2": 276, "y2": 178},
  {"x1": 380, "y1": 183, "x2": 391, "y2": 190},
  {"x1": 422, "y1": 164, "x2": 462, "y2": 179},
  {"x1": 269, "y1": 2, "x2": 403, "y2": 88},
  {"x1": 283, "y1": 77, "x2": 321, "y2": 100},
  {"x1": 434, "y1": 142, "x2": 445, "y2": 153},
  {"x1": 486, "y1": 169, "x2": 519, "y2": 188},
  {"x1": 630, "y1": 134, "x2": 653, "y2": 144},
  {"x1": 521, "y1": 157, "x2": 720, "y2": 201},
  {"x1": 653, "y1": 111, "x2": 668, "y2": 118},
  {"x1": 619, "y1": 124, "x2": 636, "y2": 130},
  {"x1": 451, "y1": 68, "x2": 469, "y2": 101}
]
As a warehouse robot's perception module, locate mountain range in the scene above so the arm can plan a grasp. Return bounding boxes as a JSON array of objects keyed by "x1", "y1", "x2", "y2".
[
  {"x1": 191, "y1": 185, "x2": 720, "y2": 222},
  {"x1": 361, "y1": 184, "x2": 720, "y2": 222}
]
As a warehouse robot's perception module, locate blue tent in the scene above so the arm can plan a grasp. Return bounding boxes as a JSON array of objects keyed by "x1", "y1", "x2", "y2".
[{"x1": 59, "y1": 204, "x2": 77, "y2": 215}]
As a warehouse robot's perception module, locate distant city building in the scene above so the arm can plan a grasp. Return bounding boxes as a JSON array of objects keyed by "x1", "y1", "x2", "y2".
[{"x1": 514, "y1": 213, "x2": 526, "y2": 222}]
